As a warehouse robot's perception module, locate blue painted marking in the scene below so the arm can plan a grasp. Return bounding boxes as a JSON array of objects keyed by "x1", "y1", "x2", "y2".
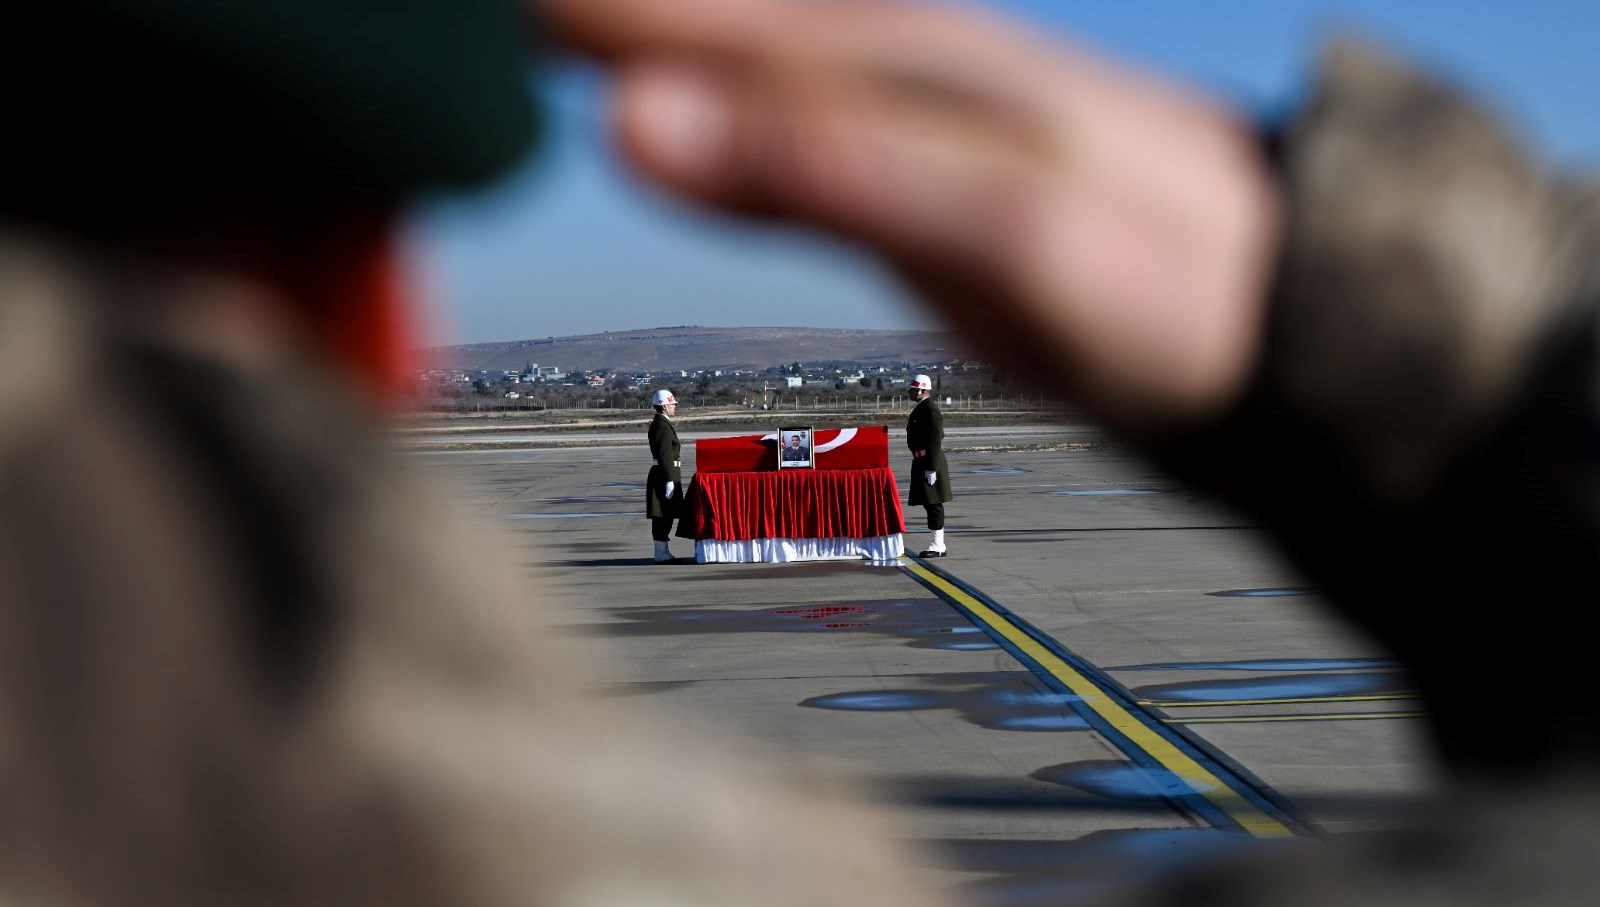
[
  {"x1": 933, "y1": 639, "x2": 1003, "y2": 651},
  {"x1": 1093, "y1": 827, "x2": 1268, "y2": 860},
  {"x1": 1115, "y1": 658, "x2": 1400, "y2": 672},
  {"x1": 802, "y1": 691, "x2": 944, "y2": 711},
  {"x1": 911, "y1": 625, "x2": 986, "y2": 636},
  {"x1": 981, "y1": 688, "x2": 1084, "y2": 707},
  {"x1": 989, "y1": 714, "x2": 1092, "y2": 731},
  {"x1": 801, "y1": 678, "x2": 1092, "y2": 733},
  {"x1": 1035, "y1": 763, "x2": 1218, "y2": 799},
  {"x1": 1050, "y1": 489, "x2": 1160, "y2": 496},
  {"x1": 1139, "y1": 672, "x2": 1407, "y2": 703},
  {"x1": 1208, "y1": 588, "x2": 1313, "y2": 597}
]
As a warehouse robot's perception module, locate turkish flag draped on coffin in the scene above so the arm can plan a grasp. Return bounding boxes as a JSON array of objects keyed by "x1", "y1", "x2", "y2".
[
  {"x1": 682, "y1": 467, "x2": 906, "y2": 541},
  {"x1": 695, "y1": 425, "x2": 890, "y2": 473}
]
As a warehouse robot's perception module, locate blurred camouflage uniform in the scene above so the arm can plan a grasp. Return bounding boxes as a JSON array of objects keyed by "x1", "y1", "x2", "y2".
[
  {"x1": 1164, "y1": 41, "x2": 1600, "y2": 774},
  {"x1": 1124, "y1": 41, "x2": 1600, "y2": 907},
  {"x1": 0, "y1": 233, "x2": 948, "y2": 907},
  {"x1": 0, "y1": 2, "x2": 952, "y2": 906}
]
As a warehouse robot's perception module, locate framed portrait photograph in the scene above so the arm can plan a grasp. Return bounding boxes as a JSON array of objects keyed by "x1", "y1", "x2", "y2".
[{"x1": 777, "y1": 426, "x2": 814, "y2": 469}]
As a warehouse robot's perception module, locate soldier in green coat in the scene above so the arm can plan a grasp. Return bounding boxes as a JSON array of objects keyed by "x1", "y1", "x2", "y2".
[
  {"x1": 646, "y1": 388, "x2": 683, "y2": 563},
  {"x1": 905, "y1": 374, "x2": 952, "y2": 557}
]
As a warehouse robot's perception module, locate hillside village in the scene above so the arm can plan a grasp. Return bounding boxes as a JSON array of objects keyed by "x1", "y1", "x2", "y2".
[
  {"x1": 413, "y1": 326, "x2": 1015, "y2": 412},
  {"x1": 414, "y1": 357, "x2": 996, "y2": 411}
]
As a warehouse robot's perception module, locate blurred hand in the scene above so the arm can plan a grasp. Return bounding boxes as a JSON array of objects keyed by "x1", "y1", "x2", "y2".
[
  {"x1": 665, "y1": 480, "x2": 677, "y2": 499},
  {"x1": 925, "y1": 470, "x2": 937, "y2": 486},
  {"x1": 544, "y1": 0, "x2": 1279, "y2": 433}
]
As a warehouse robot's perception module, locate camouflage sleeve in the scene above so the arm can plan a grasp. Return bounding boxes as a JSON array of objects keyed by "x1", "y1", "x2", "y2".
[{"x1": 1152, "y1": 42, "x2": 1600, "y2": 767}]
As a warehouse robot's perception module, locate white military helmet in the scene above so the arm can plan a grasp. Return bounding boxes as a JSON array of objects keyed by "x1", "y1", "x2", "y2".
[
  {"x1": 910, "y1": 374, "x2": 933, "y2": 391},
  {"x1": 652, "y1": 389, "x2": 678, "y2": 406}
]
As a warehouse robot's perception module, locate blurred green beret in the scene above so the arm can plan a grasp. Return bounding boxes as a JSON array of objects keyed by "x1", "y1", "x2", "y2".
[{"x1": 18, "y1": 0, "x2": 541, "y2": 206}]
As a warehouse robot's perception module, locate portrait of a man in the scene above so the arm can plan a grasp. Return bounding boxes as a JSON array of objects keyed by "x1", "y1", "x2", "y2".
[{"x1": 776, "y1": 427, "x2": 814, "y2": 468}]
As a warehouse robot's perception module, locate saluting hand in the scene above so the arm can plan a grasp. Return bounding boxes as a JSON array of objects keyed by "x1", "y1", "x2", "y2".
[{"x1": 543, "y1": 0, "x2": 1279, "y2": 434}]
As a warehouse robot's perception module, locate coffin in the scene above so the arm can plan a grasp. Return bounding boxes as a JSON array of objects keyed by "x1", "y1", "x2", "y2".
[{"x1": 695, "y1": 425, "x2": 890, "y2": 473}]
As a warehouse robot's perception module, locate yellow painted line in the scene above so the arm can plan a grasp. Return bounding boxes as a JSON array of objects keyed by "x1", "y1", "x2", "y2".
[
  {"x1": 1143, "y1": 693, "x2": 1418, "y2": 708},
  {"x1": 1169, "y1": 712, "x2": 1425, "y2": 725},
  {"x1": 902, "y1": 561, "x2": 1295, "y2": 838}
]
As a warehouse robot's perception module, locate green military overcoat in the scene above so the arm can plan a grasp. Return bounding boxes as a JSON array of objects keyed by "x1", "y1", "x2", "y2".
[
  {"x1": 906, "y1": 397, "x2": 952, "y2": 506},
  {"x1": 645, "y1": 412, "x2": 682, "y2": 519}
]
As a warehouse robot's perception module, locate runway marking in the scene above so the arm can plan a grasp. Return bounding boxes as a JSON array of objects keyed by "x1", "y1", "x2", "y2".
[
  {"x1": 1169, "y1": 712, "x2": 1425, "y2": 725},
  {"x1": 900, "y1": 557, "x2": 1304, "y2": 838},
  {"x1": 1143, "y1": 693, "x2": 1418, "y2": 708}
]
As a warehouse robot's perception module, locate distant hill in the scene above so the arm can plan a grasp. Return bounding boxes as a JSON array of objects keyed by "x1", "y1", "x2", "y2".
[{"x1": 423, "y1": 326, "x2": 970, "y2": 374}]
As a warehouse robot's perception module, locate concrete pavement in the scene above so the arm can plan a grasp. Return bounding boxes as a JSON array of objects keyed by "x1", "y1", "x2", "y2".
[{"x1": 407, "y1": 425, "x2": 1435, "y2": 905}]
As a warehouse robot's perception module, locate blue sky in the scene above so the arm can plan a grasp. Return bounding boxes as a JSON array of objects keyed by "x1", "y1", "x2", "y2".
[{"x1": 414, "y1": 0, "x2": 1600, "y2": 345}]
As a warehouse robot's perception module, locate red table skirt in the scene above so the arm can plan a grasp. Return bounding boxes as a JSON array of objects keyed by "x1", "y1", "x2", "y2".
[{"x1": 679, "y1": 467, "x2": 906, "y2": 541}]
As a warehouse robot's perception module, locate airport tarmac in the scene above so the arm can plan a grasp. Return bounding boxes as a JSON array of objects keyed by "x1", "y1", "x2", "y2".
[
  {"x1": 408, "y1": 423, "x2": 1437, "y2": 905},
  {"x1": 400, "y1": 423, "x2": 1101, "y2": 449}
]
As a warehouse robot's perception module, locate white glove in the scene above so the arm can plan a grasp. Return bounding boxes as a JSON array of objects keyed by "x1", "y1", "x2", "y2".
[
  {"x1": 665, "y1": 481, "x2": 676, "y2": 499},
  {"x1": 925, "y1": 471, "x2": 937, "y2": 486}
]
